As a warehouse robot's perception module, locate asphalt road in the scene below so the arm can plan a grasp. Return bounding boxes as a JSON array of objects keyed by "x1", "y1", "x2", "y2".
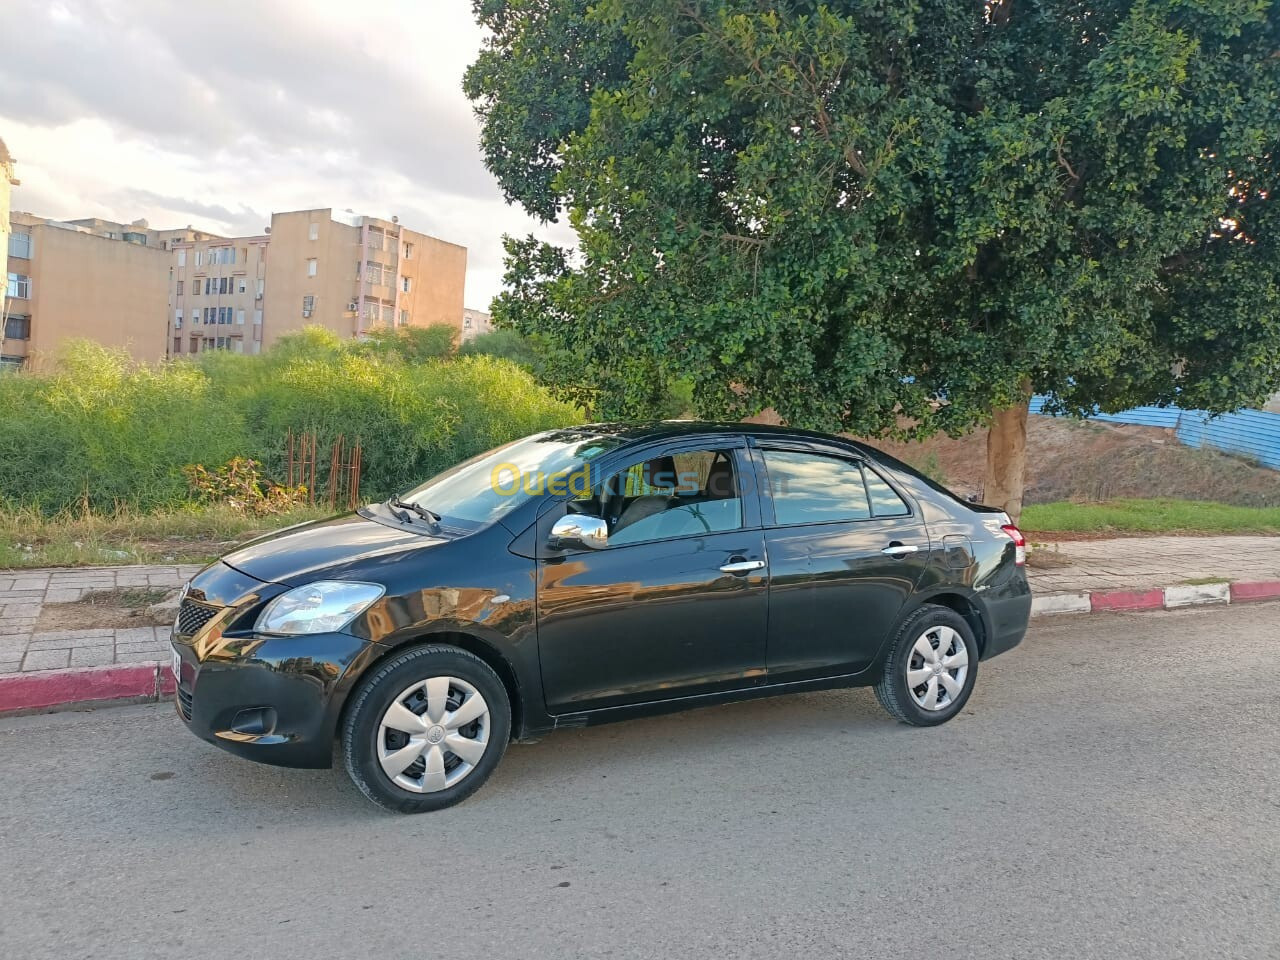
[{"x1": 1, "y1": 604, "x2": 1276, "y2": 960}]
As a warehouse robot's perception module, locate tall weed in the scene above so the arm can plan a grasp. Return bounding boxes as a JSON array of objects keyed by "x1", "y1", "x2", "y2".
[{"x1": 0, "y1": 332, "x2": 580, "y2": 513}]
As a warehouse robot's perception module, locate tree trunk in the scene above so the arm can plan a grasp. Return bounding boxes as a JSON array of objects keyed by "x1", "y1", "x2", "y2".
[{"x1": 984, "y1": 378, "x2": 1032, "y2": 522}]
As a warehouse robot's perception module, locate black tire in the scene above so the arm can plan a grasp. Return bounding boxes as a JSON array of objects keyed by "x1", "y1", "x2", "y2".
[
  {"x1": 341, "y1": 644, "x2": 511, "y2": 813},
  {"x1": 873, "y1": 604, "x2": 979, "y2": 727}
]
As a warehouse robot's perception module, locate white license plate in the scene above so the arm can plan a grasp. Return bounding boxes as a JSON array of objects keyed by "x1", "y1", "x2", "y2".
[{"x1": 171, "y1": 645, "x2": 182, "y2": 684}]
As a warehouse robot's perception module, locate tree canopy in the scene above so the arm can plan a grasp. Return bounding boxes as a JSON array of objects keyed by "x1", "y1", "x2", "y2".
[{"x1": 466, "y1": 1, "x2": 1280, "y2": 481}]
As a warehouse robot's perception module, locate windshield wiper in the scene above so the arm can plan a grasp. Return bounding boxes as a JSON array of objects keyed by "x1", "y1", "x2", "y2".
[{"x1": 387, "y1": 497, "x2": 441, "y2": 529}]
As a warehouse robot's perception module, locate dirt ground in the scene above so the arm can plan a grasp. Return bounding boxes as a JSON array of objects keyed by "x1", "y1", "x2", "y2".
[
  {"x1": 861, "y1": 415, "x2": 1280, "y2": 507},
  {"x1": 35, "y1": 588, "x2": 175, "y2": 632}
]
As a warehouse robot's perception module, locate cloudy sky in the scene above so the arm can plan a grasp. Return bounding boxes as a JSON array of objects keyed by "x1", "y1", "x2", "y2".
[{"x1": 1, "y1": 0, "x2": 573, "y2": 308}]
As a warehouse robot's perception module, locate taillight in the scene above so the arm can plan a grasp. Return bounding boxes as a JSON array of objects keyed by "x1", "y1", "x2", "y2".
[{"x1": 1001, "y1": 524, "x2": 1027, "y2": 566}]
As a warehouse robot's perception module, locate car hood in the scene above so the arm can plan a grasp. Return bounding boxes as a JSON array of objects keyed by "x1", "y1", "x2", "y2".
[{"x1": 220, "y1": 512, "x2": 449, "y2": 586}]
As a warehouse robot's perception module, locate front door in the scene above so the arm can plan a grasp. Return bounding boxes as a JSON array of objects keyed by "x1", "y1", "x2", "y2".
[
  {"x1": 756, "y1": 446, "x2": 931, "y2": 681},
  {"x1": 537, "y1": 443, "x2": 768, "y2": 713}
]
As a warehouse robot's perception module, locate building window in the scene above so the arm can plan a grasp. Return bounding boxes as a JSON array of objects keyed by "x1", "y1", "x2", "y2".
[
  {"x1": 6, "y1": 273, "x2": 30, "y2": 299},
  {"x1": 464, "y1": 317, "x2": 472, "y2": 328},
  {"x1": 236, "y1": 309, "x2": 245, "y2": 325},
  {"x1": 366, "y1": 231, "x2": 384, "y2": 250},
  {"x1": 307, "y1": 258, "x2": 318, "y2": 277},
  {"x1": 302, "y1": 295, "x2": 315, "y2": 317},
  {"x1": 309, "y1": 222, "x2": 319, "y2": 241},
  {"x1": 4, "y1": 315, "x2": 30, "y2": 340},
  {"x1": 1, "y1": 355, "x2": 25, "y2": 371},
  {"x1": 176, "y1": 280, "x2": 184, "y2": 296},
  {"x1": 174, "y1": 309, "x2": 183, "y2": 329},
  {"x1": 401, "y1": 276, "x2": 411, "y2": 293},
  {"x1": 173, "y1": 337, "x2": 182, "y2": 354},
  {"x1": 204, "y1": 278, "x2": 212, "y2": 295},
  {"x1": 177, "y1": 249, "x2": 187, "y2": 267},
  {"x1": 399, "y1": 310, "x2": 409, "y2": 326},
  {"x1": 238, "y1": 278, "x2": 247, "y2": 294},
  {"x1": 256, "y1": 278, "x2": 265, "y2": 297},
  {"x1": 195, "y1": 250, "x2": 203, "y2": 267},
  {"x1": 403, "y1": 241, "x2": 414, "y2": 259},
  {"x1": 190, "y1": 338, "x2": 200, "y2": 354},
  {"x1": 8, "y1": 233, "x2": 31, "y2": 259},
  {"x1": 365, "y1": 262, "x2": 383, "y2": 285},
  {"x1": 253, "y1": 309, "x2": 263, "y2": 325},
  {"x1": 381, "y1": 304, "x2": 393, "y2": 323}
]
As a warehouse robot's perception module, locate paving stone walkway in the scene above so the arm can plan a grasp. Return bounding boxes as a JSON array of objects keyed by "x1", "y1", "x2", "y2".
[
  {"x1": 0, "y1": 565, "x2": 202, "y2": 675},
  {"x1": 1026, "y1": 535, "x2": 1280, "y2": 594},
  {"x1": 2, "y1": 536, "x2": 1279, "y2": 675}
]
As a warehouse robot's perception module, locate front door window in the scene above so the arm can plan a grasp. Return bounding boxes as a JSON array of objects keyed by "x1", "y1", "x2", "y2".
[{"x1": 584, "y1": 449, "x2": 744, "y2": 545}]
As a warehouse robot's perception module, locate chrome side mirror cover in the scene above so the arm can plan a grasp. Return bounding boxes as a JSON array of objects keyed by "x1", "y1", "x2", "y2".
[{"x1": 549, "y1": 514, "x2": 609, "y2": 550}]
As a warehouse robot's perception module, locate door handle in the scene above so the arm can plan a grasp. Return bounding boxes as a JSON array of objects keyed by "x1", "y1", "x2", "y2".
[
  {"x1": 720, "y1": 560, "x2": 766, "y2": 574},
  {"x1": 881, "y1": 543, "x2": 920, "y2": 556}
]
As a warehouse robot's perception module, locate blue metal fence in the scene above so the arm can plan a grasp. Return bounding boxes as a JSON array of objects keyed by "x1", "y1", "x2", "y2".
[{"x1": 1030, "y1": 397, "x2": 1280, "y2": 471}]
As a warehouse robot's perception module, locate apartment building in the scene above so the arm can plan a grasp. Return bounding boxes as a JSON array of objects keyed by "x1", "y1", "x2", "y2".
[
  {"x1": 2, "y1": 211, "x2": 202, "y2": 368},
  {"x1": 3, "y1": 195, "x2": 468, "y2": 366},
  {"x1": 168, "y1": 231, "x2": 269, "y2": 355},
  {"x1": 168, "y1": 209, "x2": 468, "y2": 355},
  {"x1": 1, "y1": 138, "x2": 19, "y2": 367},
  {"x1": 461, "y1": 307, "x2": 494, "y2": 342}
]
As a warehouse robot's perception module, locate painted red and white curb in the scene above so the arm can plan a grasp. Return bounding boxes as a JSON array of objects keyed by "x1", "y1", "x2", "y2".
[
  {"x1": 0, "y1": 662, "x2": 176, "y2": 716},
  {"x1": 2, "y1": 578, "x2": 1279, "y2": 716},
  {"x1": 1031, "y1": 579, "x2": 1280, "y2": 617}
]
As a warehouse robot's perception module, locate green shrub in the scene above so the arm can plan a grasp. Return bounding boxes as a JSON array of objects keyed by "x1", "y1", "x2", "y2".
[
  {"x1": 0, "y1": 343, "x2": 248, "y2": 512},
  {"x1": 0, "y1": 333, "x2": 581, "y2": 514}
]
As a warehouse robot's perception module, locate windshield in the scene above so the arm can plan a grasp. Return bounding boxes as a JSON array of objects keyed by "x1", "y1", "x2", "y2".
[{"x1": 396, "y1": 429, "x2": 624, "y2": 527}]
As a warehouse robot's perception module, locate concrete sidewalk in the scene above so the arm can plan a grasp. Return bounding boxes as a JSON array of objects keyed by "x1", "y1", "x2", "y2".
[{"x1": 1, "y1": 537, "x2": 1279, "y2": 712}]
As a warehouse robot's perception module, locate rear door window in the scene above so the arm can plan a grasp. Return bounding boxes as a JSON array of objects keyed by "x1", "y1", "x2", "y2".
[{"x1": 761, "y1": 450, "x2": 871, "y2": 525}]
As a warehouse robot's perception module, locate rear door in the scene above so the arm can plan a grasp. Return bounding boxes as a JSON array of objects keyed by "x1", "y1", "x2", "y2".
[{"x1": 754, "y1": 443, "x2": 930, "y2": 681}]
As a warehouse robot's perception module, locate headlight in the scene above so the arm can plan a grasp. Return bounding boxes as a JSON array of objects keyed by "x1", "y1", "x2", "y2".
[{"x1": 257, "y1": 581, "x2": 385, "y2": 635}]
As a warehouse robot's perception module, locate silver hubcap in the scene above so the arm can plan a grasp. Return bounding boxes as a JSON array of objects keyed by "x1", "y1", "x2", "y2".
[
  {"x1": 906, "y1": 625, "x2": 969, "y2": 712},
  {"x1": 376, "y1": 676, "x2": 490, "y2": 793}
]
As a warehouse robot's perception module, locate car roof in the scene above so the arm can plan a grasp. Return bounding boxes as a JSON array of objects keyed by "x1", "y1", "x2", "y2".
[{"x1": 561, "y1": 420, "x2": 876, "y2": 455}]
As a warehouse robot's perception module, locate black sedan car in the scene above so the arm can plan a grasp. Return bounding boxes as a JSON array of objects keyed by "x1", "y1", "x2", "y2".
[{"x1": 172, "y1": 422, "x2": 1031, "y2": 812}]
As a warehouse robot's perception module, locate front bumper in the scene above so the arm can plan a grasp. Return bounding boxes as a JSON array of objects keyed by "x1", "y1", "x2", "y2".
[{"x1": 173, "y1": 629, "x2": 377, "y2": 769}]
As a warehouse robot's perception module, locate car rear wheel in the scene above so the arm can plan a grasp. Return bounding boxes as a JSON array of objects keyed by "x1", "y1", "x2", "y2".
[
  {"x1": 342, "y1": 645, "x2": 510, "y2": 813},
  {"x1": 873, "y1": 604, "x2": 978, "y2": 726}
]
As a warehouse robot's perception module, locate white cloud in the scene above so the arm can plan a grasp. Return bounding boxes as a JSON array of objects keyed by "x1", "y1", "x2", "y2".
[{"x1": 0, "y1": 0, "x2": 575, "y2": 309}]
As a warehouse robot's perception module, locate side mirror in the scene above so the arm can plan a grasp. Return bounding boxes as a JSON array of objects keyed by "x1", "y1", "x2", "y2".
[{"x1": 549, "y1": 514, "x2": 609, "y2": 550}]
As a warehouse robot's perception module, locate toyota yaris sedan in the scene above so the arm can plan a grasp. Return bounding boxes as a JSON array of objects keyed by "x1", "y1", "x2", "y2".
[{"x1": 172, "y1": 422, "x2": 1031, "y2": 812}]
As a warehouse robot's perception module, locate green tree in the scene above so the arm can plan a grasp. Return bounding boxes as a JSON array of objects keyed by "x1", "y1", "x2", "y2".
[{"x1": 466, "y1": 0, "x2": 1280, "y2": 519}]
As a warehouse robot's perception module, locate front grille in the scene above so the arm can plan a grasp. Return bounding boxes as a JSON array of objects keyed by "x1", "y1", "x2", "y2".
[
  {"x1": 176, "y1": 598, "x2": 220, "y2": 636},
  {"x1": 176, "y1": 683, "x2": 194, "y2": 721}
]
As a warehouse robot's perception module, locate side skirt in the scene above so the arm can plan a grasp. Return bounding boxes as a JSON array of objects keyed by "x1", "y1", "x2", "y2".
[{"x1": 549, "y1": 667, "x2": 874, "y2": 730}]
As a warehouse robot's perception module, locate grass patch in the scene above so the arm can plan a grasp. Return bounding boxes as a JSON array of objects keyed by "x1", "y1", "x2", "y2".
[
  {"x1": 0, "y1": 503, "x2": 331, "y2": 570},
  {"x1": 1022, "y1": 498, "x2": 1280, "y2": 536}
]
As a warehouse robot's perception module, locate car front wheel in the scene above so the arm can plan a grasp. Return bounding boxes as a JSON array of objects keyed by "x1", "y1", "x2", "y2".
[
  {"x1": 341, "y1": 644, "x2": 511, "y2": 813},
  {"x1": 873, "y1": 604, "x2": 978, "y2": 726}
]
